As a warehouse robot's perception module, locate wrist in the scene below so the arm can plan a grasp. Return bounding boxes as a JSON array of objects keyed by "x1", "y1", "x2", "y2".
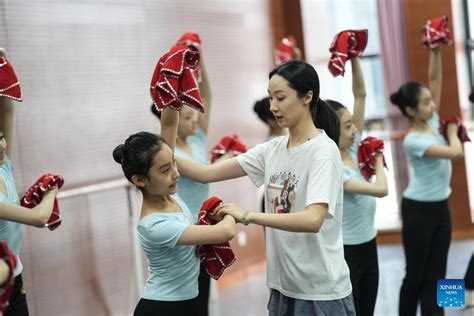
[{"x1": 241, "y1": 211, "x2": 250, "y2": 225}]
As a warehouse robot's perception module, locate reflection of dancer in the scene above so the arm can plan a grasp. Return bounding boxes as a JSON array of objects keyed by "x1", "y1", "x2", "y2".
[
  {"x1": 327, "y1": 56, "x2": 388, "y2": 316},
  {"x1": 177, "y1": 60, "x2": 355, "y2": 315},
  {"x1": 0, "y1": 48, "x2": 59, "y2": 315},
  {"x1": 151, "y1": 49, "x2": 217, "y2": 316},
  {"x1": 391, "y1": 47, "x2": 464, "y2": 316}
]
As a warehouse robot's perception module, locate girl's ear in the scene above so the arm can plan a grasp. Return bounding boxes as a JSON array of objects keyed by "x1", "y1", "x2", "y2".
[
  {"x1": 131, "y1": 175, "x2": 146, "y2": 188},
  {"x1": 303, "y1": 90, "x2": 313, "y2": 106}
]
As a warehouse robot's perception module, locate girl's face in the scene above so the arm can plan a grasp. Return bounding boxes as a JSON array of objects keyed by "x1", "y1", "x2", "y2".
[
  {"x1": 178, "y1": 107, "x2": 197, "y2": 137},
  {"x1": 412, "y1": 87, "x2": 435, "y2": 121},
  {"x1": 0, "y1": 131, "x2": 6, "y2": 165},
  {"x1": 338, "y1": 109, "x2": 358, "y2": 150},
  {"x1": 267, "y1": 75, "x2": 311, "y2": 128},
  {"x1": 139, "y1": 144, "x2": 180, "y2": 196}
]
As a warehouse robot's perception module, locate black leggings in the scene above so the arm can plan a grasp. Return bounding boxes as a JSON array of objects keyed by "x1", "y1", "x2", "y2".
[
  {"x1": 6, "y1": 274, "x2": 29, "y2": 316},
  {"x1": 197, "y1": 262, "x2": 210, "y2": 316},
  {"x1": 399, "y1": 198, "x2": 451, "y2": 316},
  {"x1": 134, "y1": 297, "x2": 199, "y2": 316},
  {"x1": 344, "y1": 238, "x2": 379, "y2": 316}
]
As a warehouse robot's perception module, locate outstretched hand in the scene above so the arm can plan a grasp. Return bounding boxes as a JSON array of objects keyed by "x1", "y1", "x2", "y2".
[{"x1": 215, "y1": 203, "x2": 245, "y2": 223}]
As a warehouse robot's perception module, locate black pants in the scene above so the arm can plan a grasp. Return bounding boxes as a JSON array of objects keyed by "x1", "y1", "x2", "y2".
[
  {"x1": 399, "y1": 198, "x2": 451, "y2": 316},
  {"x1": 465, "y1": 254, "x2": 474, "y2": 289},
  {"x1": 134, "y1": 297, "x2": 199, "y2": 316},
  {"x1": 6, "y1": 274, "x2": 29, "y2": 316},
  {"x1": 197, "y1": 262, "x2": 210, "y2": 316},
  {"x1": 344, "y1": 238, "x2": 379, "y2": 316}
]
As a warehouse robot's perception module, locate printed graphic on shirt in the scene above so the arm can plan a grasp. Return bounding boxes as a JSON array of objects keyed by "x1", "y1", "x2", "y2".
[{"x1": 266, "y1": 172, "x2": 299, "y2": 213}]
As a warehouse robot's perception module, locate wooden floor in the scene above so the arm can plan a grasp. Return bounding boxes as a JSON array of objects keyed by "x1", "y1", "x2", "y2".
[{"x1": 211, "y1": 239, "x2": 474, "y2": 316}]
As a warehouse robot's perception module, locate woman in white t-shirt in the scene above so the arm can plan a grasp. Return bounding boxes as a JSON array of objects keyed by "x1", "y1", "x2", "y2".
[{"x1": 176, "y1": 60, "x2": 355, "y2": 316}]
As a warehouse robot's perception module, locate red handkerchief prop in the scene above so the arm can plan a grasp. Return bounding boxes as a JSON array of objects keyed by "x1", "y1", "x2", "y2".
[
  {"x1": 210, "y1": 134, "x2": 247, "y2": 163},
  {"x1": 439, "y1": 115, "x2": 471, "y2": 143},
  {"x1": 357, "y1": 136, "x2": 387, "y2": 181},
  {"x1": 422, "y1": 16, "x2": 453, "y2": 49},
  {"x1": 20, "y1": 174, "x2": 64, "y2": 231},
  {"x1": 0, "y1": 57, "x2": 22, "y2": 102},
  {"x1": 175, "y1": 32, "x2": 202, "y2": 83},
  {"x1": 196, "y1": 197, "x2": 236, "y2": 280},
  {"x1": 0, "y1": 240, "x2": 17, "y2": 315},
  {"x1": 150, "y1": 45, "x2": 204, "y2": 113},
  {"x1": 274, "y1": 36, "x2": 297, "y2": 66},
  {"x1": 328, "y1": 29, "x2": 368, "y2": 77}
]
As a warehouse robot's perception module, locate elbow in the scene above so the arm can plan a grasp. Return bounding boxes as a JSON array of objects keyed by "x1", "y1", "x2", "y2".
[
  {"x1": 450, "y1": 149, "x2": 464, "y2": 160},
  {"x1": 308, "y1": 219, "x2": 324, "y2": 233},
  {"x1": 375, "y1": 187, "x2": 388, "y2": 198},
  {"x1": 222, "y1": 223, "x2": 236, "y2": 242}
]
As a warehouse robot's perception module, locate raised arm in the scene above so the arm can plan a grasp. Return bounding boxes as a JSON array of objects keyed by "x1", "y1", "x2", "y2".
[
  {"x1": 425, "y1": 123, "x2": 463, "y2": 159},
  {"x1": 0, "y1": 48, "x2": 14, "y2": 159},
  {"x1": 428, "y1": 47, "x2": 442, "y2": 110},
  {"x1": 197, "y1": 54, "x2": 212, "y2": 134},
  {"x1": 176, "y1": 156, "x2": 246, "y2": 183},
  {"x1": 160, "y1": 107, "x2": 179, "y2": 152},
  {"x1": 343, "y1": 154, "x2": 388, "y2": 198},
  {"x1": 351, "y1": 57, "x2": 367, "y2": 133},
  {"x1": 0, "y1": 188, "x2": 57, "y2": 227}
]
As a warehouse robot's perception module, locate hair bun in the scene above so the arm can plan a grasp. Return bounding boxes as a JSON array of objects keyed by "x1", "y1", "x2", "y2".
[
  {"x1": 112, "y1": 144, "x2": 126, "y2": 164},
  {"x1": 390, "y1": 90, "x2": 403, "y2": 107}
]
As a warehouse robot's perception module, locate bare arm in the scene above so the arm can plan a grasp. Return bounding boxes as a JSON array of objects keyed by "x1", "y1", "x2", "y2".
[
  {"x1": 428, "y1": 48, "x2": 442, "y2": 110},
  {"x1": 351, "y1": 57, "x2": 367, "y2": 132},
  {"x1": 0, "y1": 188, "x2": 57, "y2": 227},
  {"x1": 160, "y1": 107, "x2": 179, "y2": 152},
  {"x1": 178, "y1": 215, "x2": 236, "y2": 245},
  {"x1": 0, "y1": 259, "x2": 10, "y2": 286},
  {"x1": 216, "y1": 203, "x2": 329, "y2": 233},
  {"x1": 197, "y1": 55, "x2": 212, "y2": 133},
  {"x1": 176, "y1": 156, "x2": 246, "y2": 183},
  {"x1": 425, "y1": 124, "x2": 463, "y2": 159},
  {"x1": 344, "y1": 155, "x2": 388, "y2": 198}
]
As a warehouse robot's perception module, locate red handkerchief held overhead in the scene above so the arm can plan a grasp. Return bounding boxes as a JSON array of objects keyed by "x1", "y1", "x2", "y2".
[
  {"x1": 0, "y1": 241, "x2": 17, "y2": 315},
  {"x1": 439, "y1": 115, "x2": 471, "y2": 143},
  {"x1": 357, "y1": 136, "x2": 387, "y2": 181},
  {"x1": 422, "y1": 16, "x2": 453, "y2": 49},
  {"x1": 196, "y1": 197, "x2": 236, "y2": 280},
  {"x1": 175, "y1": 32, "x2": 202, "y2": 83},
  {"x1": 150, "y1": 45, "x2": 204, "y2": 113},
  {"x1": 274, "y1": 36, "x2": 297, "y2": 66},
  {"x1": 328, "y1": 29, "x2": 368, "y2": 77},
  {"x1": 20, "y1": 174, "x2": 64, "y2": 231},
  {"x1": 0, "y1": 57, "x2": 22, "y2": 102},
  {"x1": 210, "y1": 134, "x2": 247, "y2": 163}
]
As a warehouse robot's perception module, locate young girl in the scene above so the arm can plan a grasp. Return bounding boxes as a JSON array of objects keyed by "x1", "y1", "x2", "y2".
[
  {"x1": 390, "y1": 47, "x2": 464, "y2": 316},
  {"x1": 113, "y1": 106, "x2": 236, "y2": 316},
  {"x1": 327, "y1": 57, "x2": 388, "y2": 316},
  {"x1": 175, "y1": 60, "x2": 355, "y2": 315},
  {"x1": 0, "y1": 48, "x2": 59, "y2": 316}
]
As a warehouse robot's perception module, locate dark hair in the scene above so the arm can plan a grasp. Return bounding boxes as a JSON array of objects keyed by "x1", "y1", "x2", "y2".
[
  {"x1": 253, "y1": 97, "x2": 275, "y2": 124},
  {"x1": 325, "y1": 99, "x2": 347, "y2": 115},
  {"x1": 269, "y1": 60, "x2": 340, "y2": 145},
  {"x1": 113, "y1": 132, "x2": 167, "y2": 184},
  {"x1": 390, "y1": 81, "x2": 424, "y2": 117},
  {"x1": 469, "y1": 89, "x2": 474, "y2": 103},
  {"x1": 151, "y1": 104, "x2": 161, "y2": 120}
]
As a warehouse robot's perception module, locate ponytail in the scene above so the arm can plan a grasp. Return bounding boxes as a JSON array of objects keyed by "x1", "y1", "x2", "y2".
[{"x1": 311, "y1": 99, "x2": 340, "y2": 146}]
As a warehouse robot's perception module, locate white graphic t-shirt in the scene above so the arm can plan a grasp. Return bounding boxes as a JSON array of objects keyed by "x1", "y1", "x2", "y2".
[{"x1": 237, "y1": 132, "x2": 352, "y2": 300}]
